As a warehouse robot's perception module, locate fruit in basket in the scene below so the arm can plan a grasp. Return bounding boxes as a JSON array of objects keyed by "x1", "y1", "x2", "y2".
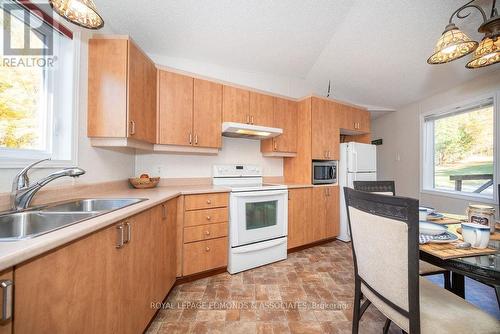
[
  {"x1": 140, "y1": 173, "x2": 150, "y2": 179},
  {"x1": 129, "y1": 174, "x2": 160, "y2": 189}
]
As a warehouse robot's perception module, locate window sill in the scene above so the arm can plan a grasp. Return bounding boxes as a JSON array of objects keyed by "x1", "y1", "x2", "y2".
[
  {"x1": 420, "y1": 189, "x2": 496, "y2": 205},
  {"x1": 0, "y1": 158, "x2": 77, "y2": 169}
]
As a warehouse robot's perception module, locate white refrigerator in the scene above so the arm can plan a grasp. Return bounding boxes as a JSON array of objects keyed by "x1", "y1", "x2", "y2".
[{"x1": 338, "y1": 142, "x2": 377, "y2": 242}]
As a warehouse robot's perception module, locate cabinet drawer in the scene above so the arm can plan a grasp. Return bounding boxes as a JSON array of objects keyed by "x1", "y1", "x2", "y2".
[
  {"x1": 184, "y1": 193, "x2": 228, "y2": 210},
  {"x1": 184, "y1": 222, "x2": 228, "y2": 243},
  {"x1": 183, "y1": 237, "x2": 228, "y2": 276},
  {"x1": 184, "y1": 207, "x2": 228, "y2": 227}
]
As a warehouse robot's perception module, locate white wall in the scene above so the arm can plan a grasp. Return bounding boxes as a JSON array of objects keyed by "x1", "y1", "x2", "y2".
[
  {"x1": 372, "y1": 69, "x2": 500, "y2": 215},
  {"x1": 151, "y1": 54, "x2": 312, "y2": 99},
  {"x1": 0, "y1": 31, "x2": 136, "y2": 193},
  {"x1": 135, "y1": 137, "x2": 283, "y2": 179}
]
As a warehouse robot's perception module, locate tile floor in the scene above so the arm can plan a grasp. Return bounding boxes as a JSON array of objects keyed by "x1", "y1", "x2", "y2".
[{"x1": 146, "y1": 241, "x2": 498, "y2": 333}]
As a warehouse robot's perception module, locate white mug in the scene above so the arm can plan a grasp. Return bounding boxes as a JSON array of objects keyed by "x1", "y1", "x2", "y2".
[
  {"x1": 461, "y1": 223, "x2": 490, "y2": 249},
  {"x1": 419, "y1": 208, "x2": 428, "y2": 221}
]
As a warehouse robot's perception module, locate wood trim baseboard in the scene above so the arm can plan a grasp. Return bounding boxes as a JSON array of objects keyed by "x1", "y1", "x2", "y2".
[
  {"x1": 287, "y1": 237, "x2": 338, "y2": 254},
  {"x1": 174, "y1": 267, "x2": 227, "y2": 286}
]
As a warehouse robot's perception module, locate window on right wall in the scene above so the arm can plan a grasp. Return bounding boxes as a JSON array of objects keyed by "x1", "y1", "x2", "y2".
[{"x1": 422, "y1": 96, "x2": 496, "y2": 201}]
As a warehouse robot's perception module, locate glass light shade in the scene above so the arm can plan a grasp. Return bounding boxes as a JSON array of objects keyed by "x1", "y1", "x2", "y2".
[
  {"x1": 466, "y1": 36, "x2": 500, "y2": 68},
  {"x1": 49, "y1": 0, "x2": 104, "y2": 29},
  {"x1": 427, "y1": 25, "x2": 478, "y2": 64}
]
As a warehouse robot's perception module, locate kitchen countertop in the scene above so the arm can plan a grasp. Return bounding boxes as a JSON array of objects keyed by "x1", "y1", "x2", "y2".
[{"x1": 0, "y1": 184, "x2": 229, "y2": 272}]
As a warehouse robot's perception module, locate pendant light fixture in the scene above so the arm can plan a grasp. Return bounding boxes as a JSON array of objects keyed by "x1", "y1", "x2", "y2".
[
  {"x1": 428, "y1": 0, "x2": 499, "y2": 69},
  {"x1": 49, "y1": 0, "x2": 104, "y2": 30}
]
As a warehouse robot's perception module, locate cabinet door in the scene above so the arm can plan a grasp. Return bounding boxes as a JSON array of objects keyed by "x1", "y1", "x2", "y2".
[
  {"x1": 128, "y1": 40, "x2": 157, "y2": 143},
  {"x1": 193, "y1": 79, "x2": 222, "y2": 148},
  {"x1": 288, "y1": 188, "x2": 312, "y2": 249},
  {"x1": 223, "y1": 86, "x2": 249, "y2": 124},
  {"x1": 328, "y1": 127, "x2": 340, "y2": 160},
  {"x1": 14, "y1": 223, "x2": 125, "y2": 334},
  {"x1": 311, "y1": 98, "x2": 330, "y2": 160},
  {"x1": 88, "y1": 38, "x2": 128, "y2": 138},
  {"x1": 158, "y1": 71, "x2": 194, "y2": 145},
  {"x1": 0, "y1": 269, "x2": 12, "y2": 334},
  {"x1": 326, "y1": 186, "x2": 340, "y2": 238},
  {"x1": 312, "y1": 187, "x2": 328, "y2": 241},
  {"x1": 358, "y1": 109, "x2": 371, "y2": 133},
  {"x1": 122, "y1": 210, "x2": 157, "y2": 334},
  {"x1": 249, "y1": 92, "x2": 274, "y2": 126},
  {"x1": 164, "y1": 199, "x2": 178, "y2": 293},
  {"x1": 273, "y1": 98, "x2": 298, "y2": 153}
]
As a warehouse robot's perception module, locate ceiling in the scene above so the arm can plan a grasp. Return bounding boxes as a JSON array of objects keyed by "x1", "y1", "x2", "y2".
[{"x1": 96, "y1": 0, "x2": 499, "y2": 109}]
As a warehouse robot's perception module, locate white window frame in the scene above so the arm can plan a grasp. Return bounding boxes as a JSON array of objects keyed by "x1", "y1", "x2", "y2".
[
  {"x1": 0, "y1": 3, "x2": 80, "y2": 169},
  {"x1": 419, "y1": 92, "x2": 499, "y2": 205}
]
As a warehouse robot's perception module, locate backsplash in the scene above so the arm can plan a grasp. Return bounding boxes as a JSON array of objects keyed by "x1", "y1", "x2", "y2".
[{"x1": 135, "y1": 137, "x2": 283, "y2": 178}]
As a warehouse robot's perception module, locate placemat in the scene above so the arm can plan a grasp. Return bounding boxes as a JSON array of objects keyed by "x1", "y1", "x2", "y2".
[
  {"x1": 457, "y1": 227, "x2": 500, "y2": 241},
  {"x1": 420, "y1": 242, "x2": 497, "y2": 260}
]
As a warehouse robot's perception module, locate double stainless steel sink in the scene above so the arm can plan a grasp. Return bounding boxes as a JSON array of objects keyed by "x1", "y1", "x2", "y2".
[{"x1": 0, "y1": 198, "x2": 146, "y2": 241}]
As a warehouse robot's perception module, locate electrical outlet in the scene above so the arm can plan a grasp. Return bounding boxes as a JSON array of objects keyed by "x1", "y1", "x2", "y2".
[{"x1": 155, "y1": 165, "x2": 165, "y2": 176}]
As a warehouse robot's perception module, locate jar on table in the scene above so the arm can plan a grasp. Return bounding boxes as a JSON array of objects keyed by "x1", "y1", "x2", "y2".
[{"x1": 466, "y1": 204, "x2": 496, "y2": 234}]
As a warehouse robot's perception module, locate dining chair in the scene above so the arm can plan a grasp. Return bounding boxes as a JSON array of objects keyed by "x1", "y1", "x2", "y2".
[
  {"x1": 343, "y1": 188, "x2": 499, "y2": 334},
  {"x1": 353, "y1": 180, "x2": 451, "y2": 289}
]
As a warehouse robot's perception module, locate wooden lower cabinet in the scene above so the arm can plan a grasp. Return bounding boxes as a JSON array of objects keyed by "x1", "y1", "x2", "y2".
[
  {"x1": 311, "y1": 186, "x2": 340, "y2": 242},
  {"x1": 13, "y1": 202, "x2": 177, "y2": 334},
  {"x1": 0, "y1": 269, "x2": 13, "y2": 334},
  {"x1": 287, "y1": 188, "x2": 313, "y2": 249},
  {"x1": 183, "y1": 237, "x2": 228, "y2": 276}
]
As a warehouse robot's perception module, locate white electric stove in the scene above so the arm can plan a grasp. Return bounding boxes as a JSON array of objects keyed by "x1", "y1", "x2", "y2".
[{"x1": 213, "y1": 164, "x2": 288, "y2": 274}]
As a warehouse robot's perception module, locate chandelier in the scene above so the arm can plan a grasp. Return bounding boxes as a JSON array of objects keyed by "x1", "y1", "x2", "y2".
[
  {"x1": 427, "y1": 0, "x2": 499, "y2": 69},
  {"x1": 49, "y1": 0, "x2": 104, "y2": 30}
]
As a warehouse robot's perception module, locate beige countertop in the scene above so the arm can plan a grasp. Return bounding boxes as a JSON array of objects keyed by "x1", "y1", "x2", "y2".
[{"x1": 0, "y1": 184, "x2": 229, "y2": 272}]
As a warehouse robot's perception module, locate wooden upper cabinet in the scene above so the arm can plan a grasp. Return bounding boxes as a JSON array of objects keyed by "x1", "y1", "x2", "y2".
[
  {"x1": 193, "y1": 79, "x2": 222, "y2": 148},
  {"x1": 157, "y1": 71, "x2": 194, "y2": 146},
  {"x1": 341, "y1": 105, "x2": 370, "y2": 133},
  {"x1": 128, "y1": 42, "x2": 157, "y2": 143},
  {"x1": 249, "y1": 92, "x2": 274, "y2": 127},
  {"x1": 311, "y1": 97, "x2": 338, "y2": 160},
  {"x1": 88, "y1": 37, "x2": 156, "y2": 143},
  {"x1": 261, "y1": 97, "x2": 297, "y2": 154},
  {"x1": 223, "y1": 85, "x2": 249, "y2": 124}
]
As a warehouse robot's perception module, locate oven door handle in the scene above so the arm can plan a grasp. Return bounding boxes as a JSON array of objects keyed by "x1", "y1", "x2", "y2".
[
  {"x1": 232, "y1": 238, "x2": 287, "y2": 254},
  {"x1": 231, "y1": 190, "x2": 288, "y2": 197}
]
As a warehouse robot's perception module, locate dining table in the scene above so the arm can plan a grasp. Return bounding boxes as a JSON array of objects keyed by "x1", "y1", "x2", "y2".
[{"x1": 419, "y1": 215, "x2": 500, "y2": 305}]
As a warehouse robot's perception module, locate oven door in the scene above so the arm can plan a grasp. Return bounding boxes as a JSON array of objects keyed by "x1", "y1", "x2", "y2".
[{"x1": 230, "y1": 189, "x2": 288, "y2": 247}]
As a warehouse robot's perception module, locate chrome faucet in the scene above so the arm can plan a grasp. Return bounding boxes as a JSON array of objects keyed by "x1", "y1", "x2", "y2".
[{"x1": 11, "y1": 159, "x2": 86, "y2": 211}]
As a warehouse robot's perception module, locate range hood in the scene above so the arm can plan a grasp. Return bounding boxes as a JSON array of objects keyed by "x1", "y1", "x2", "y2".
[{"x1": 222, "y1": 122, "x2": 283, "y2": 140}]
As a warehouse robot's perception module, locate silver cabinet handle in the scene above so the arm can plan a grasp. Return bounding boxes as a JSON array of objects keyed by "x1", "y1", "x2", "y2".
[
  {"x1": 124, "y1": 222, "x2": 131, "y2": 244},
  {"x1": 129, "y1": 120, "x2": 136, "y2": 135},
  {"x1": 250, "y1": 115, "x2": 254, "y2": 124},
  {"x1": 194, "y1": 134, "x2": 198, "y2": 145},
  {"x1": 246, "y1": 115, "x2": 250, "y2": 124},
  {"x1": 1, "y1": 279, "x2": 13, "y2": 322},
  {"x1": 116, "y1": 224, "x2": 124, "y2": 249},
  {"x1": 189, "y1": 133, "x2": 192, "y2": 145},
  {"x1": 273, "y1": 140, "x2": 277, "y2": 151}
]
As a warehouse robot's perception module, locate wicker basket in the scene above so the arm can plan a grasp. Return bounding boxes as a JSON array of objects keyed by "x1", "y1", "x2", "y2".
[{"x1": 129, "y1": 176, "x2": 160, "y2": 189}]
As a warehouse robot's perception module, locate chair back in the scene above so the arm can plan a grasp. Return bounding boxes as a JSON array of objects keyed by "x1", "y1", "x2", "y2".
[
  {"x1": 353, "y1": 180, "x2": 396, "y2": 196},
  {"x1": 343, "y1": 187, "x2": 420, "y2": 333}
]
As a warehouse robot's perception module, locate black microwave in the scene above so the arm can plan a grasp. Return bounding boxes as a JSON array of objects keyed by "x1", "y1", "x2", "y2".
[{"x1": 312, "y1": 160, "x2": 337, "y2": 184}]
